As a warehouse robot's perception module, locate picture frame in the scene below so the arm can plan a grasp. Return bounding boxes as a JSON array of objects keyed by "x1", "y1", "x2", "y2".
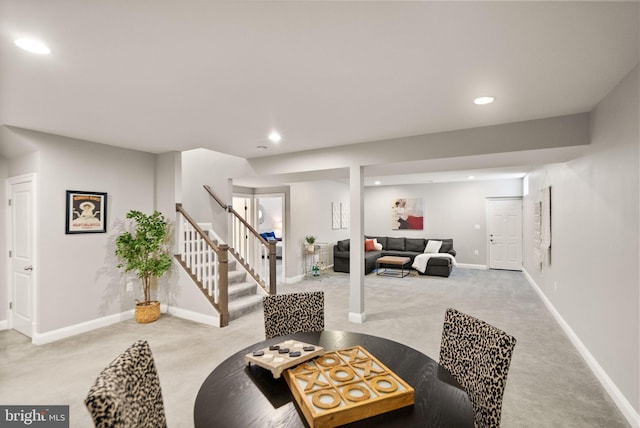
[
  {"x1": 340, "y1": 203, "x2": 349, "y2": 229},
  {"x1": 391, "y1": 198, "x2": 424, "y2": 230},
  {"x1": 65, "y1": 190, "x2": 108, "y2": 234},
  {"x1": 332, "y1": 202, "x2": 340, "y2": 229}
]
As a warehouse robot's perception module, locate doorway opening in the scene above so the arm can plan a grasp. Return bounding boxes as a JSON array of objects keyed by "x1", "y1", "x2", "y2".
[{"x1": 232, "y1": 193, "x2": 286, "y2": 285}]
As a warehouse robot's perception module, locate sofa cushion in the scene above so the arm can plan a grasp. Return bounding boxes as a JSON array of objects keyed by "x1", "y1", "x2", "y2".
[
  {"x1": 386, "y1": 237, "x2": 405, "y2": 251},
  {"x1": 382, "y1": 250, "x2": 420, "y2": 260},
  {"x1": 337, "y1": 239, "x2": 350, "y2": 251},
  {"x1": 437, "y1": 239, "x2": 454, "y2": 254},
  {"x1": 405, "y1": 238, "x2": 426, "y2": 252}
]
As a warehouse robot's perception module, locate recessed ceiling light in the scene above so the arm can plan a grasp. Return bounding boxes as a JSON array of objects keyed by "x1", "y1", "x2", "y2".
[
  {"x1": 473, "y1": 96, "x2": 495, "y2": 105},
  {"x1": 268, "y1": 131, "x2": 281, "y2": 143},
  {"x1": 468, "y1": 175, "x2": 476, "y2": 180},
  {"x1": 374, "y1": 181, "x2": 381, "y2": 185},
  {"x1": 14, "y1": 38, "x2": 50, "y2": 54}
]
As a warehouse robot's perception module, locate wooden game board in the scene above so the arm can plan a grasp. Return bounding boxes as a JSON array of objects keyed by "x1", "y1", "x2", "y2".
[
  {"x1": 245, "y1": 339, "x2": 325, "y2": 378},
  {"x1": 283, "y1": 346, "x2": 414, "y2": 428}
]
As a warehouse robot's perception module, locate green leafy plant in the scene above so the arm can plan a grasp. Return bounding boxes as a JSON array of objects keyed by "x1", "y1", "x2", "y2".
[
  {"x1": 115, "y1": 210, "x2": 172, "y2": 305},
  {"x1": 305, "y1": 235, "x2": 316, "y2": 245}
]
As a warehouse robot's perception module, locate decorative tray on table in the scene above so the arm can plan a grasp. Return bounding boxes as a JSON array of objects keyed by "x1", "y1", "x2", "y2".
[
  {"x1": 245, "y1": 339, "x2": 325, "y2": 379},
  {"x1": 283, "y1": 345, "x2": 414, "y2": 428}
]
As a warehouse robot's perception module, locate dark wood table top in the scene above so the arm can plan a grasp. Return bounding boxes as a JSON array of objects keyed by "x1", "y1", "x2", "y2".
[{"x1": 194, "y1": 330, "x2": 473, "y2": 427}]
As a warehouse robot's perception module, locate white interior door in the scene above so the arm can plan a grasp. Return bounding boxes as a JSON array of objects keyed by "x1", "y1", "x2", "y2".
[
  {"x1": 488, "y1": 198, "x2": 522, "y2": 271},
  {"x1": 9, "y1": 176, "x2": 36, "y2": 337}
]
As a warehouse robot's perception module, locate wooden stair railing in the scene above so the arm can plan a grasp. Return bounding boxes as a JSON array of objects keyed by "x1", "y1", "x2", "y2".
[
  {"x1": 203, "y1": 184, "x2": 277, "y2": 295},
  {"x1": 175, "y1": 203, "x2": 230, "y2": 327}
]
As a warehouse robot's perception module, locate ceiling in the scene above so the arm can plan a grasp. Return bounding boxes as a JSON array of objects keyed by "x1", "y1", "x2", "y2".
[{"x1": 1, "y1": 1, "x2": 638, "y2": 184}]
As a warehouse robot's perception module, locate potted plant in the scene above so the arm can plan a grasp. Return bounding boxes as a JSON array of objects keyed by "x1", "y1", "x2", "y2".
[
  {"x1": 304, "y1": 235, "x2": 316, "y2": 253},
  {"x1": 115, "y1": 210, "x2": 173, "y2": 323}
]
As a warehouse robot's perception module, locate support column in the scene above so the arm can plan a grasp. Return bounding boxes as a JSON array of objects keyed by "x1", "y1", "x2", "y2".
[{"x1": 348, "y1": 164, "x2": 366, "y2": 323}]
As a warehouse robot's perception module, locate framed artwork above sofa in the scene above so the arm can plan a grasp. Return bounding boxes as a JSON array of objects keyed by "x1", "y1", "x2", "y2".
[{"x1": 391, "y1": 198, "x2": 423, "y2": 230}]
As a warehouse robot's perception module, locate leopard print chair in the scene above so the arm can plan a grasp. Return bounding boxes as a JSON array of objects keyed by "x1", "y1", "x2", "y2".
[
  {"x1": 263, "y1": 291, "x2": 325, "y2": 339},
  {"x1": 439, "y1": 308, "x2": 517, "y2": 428},
  {"x1": 85, "y1": 340, "x2": 167, "y2": 428}
]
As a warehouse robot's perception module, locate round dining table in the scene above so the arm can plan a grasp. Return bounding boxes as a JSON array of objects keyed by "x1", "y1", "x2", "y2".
[{"x1": 194, "y1": 330, "x2": 474, "y2": 427}]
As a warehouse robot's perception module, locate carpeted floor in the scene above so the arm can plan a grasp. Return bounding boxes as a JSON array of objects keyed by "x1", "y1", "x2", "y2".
[{"x1": 0, "y1": 268, "x2": 630, "y2": 427}]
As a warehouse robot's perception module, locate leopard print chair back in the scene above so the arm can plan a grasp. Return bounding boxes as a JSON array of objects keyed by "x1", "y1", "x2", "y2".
[
  {"x1": 263, "y1": 291, "x2": 325, "y2": 339},
  {"x1": 85, "y1": 340, "x2": 167, "y2": 428},
  {"x1": 439, "y1": 308, "x2": 516, "y2": 428}
]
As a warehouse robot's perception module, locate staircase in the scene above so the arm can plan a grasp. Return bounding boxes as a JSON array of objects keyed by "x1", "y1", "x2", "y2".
[
  {"x1": 226, "y1": 258, "x2": 264, "y2": 320},
  {"x1": 197, "y1": 224, "x2": 264, "y2": 321},
  {"x1": 175, "y1": 196, "x2": 276, "y2": 327}
]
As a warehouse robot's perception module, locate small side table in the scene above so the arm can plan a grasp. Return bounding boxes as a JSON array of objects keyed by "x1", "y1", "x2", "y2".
[{"x1": 304, "y1": 243, "x2": 331, "y2": 277}]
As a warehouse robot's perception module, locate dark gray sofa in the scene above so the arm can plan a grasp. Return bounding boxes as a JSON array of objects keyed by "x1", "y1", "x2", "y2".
[{"x1": 333, "y1": 236, "x2": 456, "y2": 277}]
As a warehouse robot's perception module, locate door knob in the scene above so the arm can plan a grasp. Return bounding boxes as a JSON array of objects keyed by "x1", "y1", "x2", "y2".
[{"x1": 24, "y1": 265, "x2": 33, "y2": 271}]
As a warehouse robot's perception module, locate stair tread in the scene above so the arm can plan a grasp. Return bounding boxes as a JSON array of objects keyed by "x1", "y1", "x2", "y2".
[
  {"x1": 228, "y1": 282, "x2": 257, "y2": 299},
  {"x1": 228, "y1": 294, "x2": 263, "y2": 317},
  {"x1": 228, "y1": 293, "x2": 263, "y2": 307}
]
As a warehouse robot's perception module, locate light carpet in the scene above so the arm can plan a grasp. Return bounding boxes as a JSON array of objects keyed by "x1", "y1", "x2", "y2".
[{"x1": 0, "y1": 268, "x2": 630, "y2": 427}]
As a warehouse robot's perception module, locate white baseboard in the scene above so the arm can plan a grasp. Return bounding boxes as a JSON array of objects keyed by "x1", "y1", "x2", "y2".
[
  {"x1": 456, "y1": 263, "x2": 487, "y2": 270},
  {"x1": 28, "y1": 305, "x2": 221, "y2": 345},
  {"x1": 0, "y1": 320, "x2": 8, "y2": 330},
  {"x1": 348, "y1": 312, "x2": 367, "y2": 323},
  {"x1": 522, "y1": 268, "x2": 640, "y2": 428},
  {"x1": 285, "y1": 274, "x2": 305, "y2": 284},
  {"x1": 32, "y1": 310, "x2": 134, "y2": 345},
  {"x1": 166, "y1": 305, "x2": 221, "y2": 328}
]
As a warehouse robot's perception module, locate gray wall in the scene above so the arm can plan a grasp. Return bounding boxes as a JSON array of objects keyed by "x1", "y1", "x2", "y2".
[
  {"x1": 364, "y1": 179, "x2": 523, "y2": 265},
  {"x1": 0, "y1": 156, "x2": 7, "y2": 325},
  {"x1": 523, "y1": 66, "x2": 639, "y2": 414},
  {"x1": 289, "y1": 180, "x2": 350, "y2": 278},
  {"x1": 2, "y1": 128, "x2": 159, "y2": 334},
  {"x1": 181, "y1": 148, "x2": 254, "y2": 242}
]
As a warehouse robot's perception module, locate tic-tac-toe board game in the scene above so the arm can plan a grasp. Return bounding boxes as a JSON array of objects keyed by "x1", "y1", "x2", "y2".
[
  {"x1": 283, "y1": 346, "x2": 414, "y2": 428},
  {"x1": 245, "y1": 339, "x2": 325, "y2": 379}
]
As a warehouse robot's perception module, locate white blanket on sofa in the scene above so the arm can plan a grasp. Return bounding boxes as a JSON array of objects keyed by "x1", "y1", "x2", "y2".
[{"x1": 412, "y1": 253, "x2": 457, "y2": 274}]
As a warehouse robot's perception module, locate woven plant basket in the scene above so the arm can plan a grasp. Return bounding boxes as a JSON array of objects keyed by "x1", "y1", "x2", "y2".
[{"x1": 135, "y1": 301, "x2": 161, "y2": 324}]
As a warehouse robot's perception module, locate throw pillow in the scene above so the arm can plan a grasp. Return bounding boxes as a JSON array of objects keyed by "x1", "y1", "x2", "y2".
[
  {"x1": 364, "y1": 239, "x2": 376, "y2": 252},
  {"x1": 374, "y1": 242, "x2": 383, "y2": 251},
  {"x1": 424, "y1": 240, "x2": 442, "y2": 253}
]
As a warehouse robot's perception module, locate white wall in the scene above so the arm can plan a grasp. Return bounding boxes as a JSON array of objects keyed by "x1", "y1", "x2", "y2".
[
  {"x1": 181, "y1": 149, "x2": 254, "y2": 243},
  {"x1": 257, "y1": 197, "x2": 282, "y2": 234},
  {"x1": 364, "y1": 179, "x2": 522, "y2": 265},
  {"x1": 523, "y1": 66, "x2": 639, "y2": 419},
  {"x1": 289, "y1": 180, "x2": 350, "y2": 278}
]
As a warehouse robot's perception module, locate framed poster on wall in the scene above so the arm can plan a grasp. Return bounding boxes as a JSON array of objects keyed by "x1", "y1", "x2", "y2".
[{"x1": 65, "y1": 190, "x2": 108, "y2": 234}]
